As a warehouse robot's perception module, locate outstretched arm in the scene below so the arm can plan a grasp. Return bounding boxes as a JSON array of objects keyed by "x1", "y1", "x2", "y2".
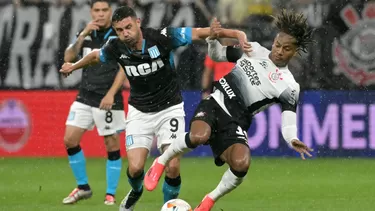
[
  {"x1": 280, "y1": 86, "x2": 313, "y2": 160},
  {"x1": 207, "y1": 38, "x2": 244, "y2": 63},
  {"x1": 192, "y1": 18, "x2": 243, "y2": 40},
  {"x1": 60, "y1": 49, "x2": 101, "y2": 77}
]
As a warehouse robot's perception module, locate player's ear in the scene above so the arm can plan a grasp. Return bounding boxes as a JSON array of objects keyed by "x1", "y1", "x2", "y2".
[{"x1": 136, "y1": 18, "x2": 141, "y2": 27}]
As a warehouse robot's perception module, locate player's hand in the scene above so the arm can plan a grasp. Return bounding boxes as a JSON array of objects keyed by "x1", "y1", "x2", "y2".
[
  {"x1": 80, "y1": 20, "x2": 100, "y2": 37},
  {"x1": 291, "y1": 139, "x2": 313, "y2": 160},
  {"x1": 100, "y1": 94, "x2": 114, "y2": 111},
  {"x1": 59, "y1": 62, "x2": 74, "y2": 78},
  {"x1": 236, "y1": 31, "x2": 252, "y2": 56},
  {"x1": 209, "y1": 17, "x2": 222, "y2": 40}
]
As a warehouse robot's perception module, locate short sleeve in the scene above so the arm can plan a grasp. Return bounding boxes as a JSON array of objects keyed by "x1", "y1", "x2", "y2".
[
  {"x1": 160, "y1": 27, "x2": 192, "y2": 49},
  {"x1": 99, "y1": 38, "x2": 117, "y2": 63},
  {"x1": 279, "y1": 84, "x2": 300, "y2": 112},
  {"x1": 226, "y1": 45, "x2": 243, "y2": 63}
]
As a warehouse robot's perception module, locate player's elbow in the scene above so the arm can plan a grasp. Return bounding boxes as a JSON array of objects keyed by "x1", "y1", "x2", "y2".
[{"x1": 91, "y1": 49, "x2": 101, "y2": 63}]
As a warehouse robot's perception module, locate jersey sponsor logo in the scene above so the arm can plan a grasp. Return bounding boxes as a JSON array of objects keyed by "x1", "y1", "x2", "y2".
[
  {"x1": 161, "y1": 28, "x2": 167, "y2": 37},
  {"x1": 120, "y1": 54, "x2": 129, "y2": 59},
  {"x1": 148, "y1": 45, "x2": 161, "y2": 58},
  {"x1": 268, "y1": 68, "x2": 283, "y2": 83},
  {"x1": 219, "y1": 78, "x2": 236, "y2": 99},
  {"x1": 170, "y1": 133, "x2": 177, "y2": 139},
  {"x1": 0, "y1": 99, "x2": 31, "y2": 153},
  {"x1": 238, "y1": 58, "x2": 261, "y2": 86},
  {"x1": 125, "y1": 58, "x2": 165, "y2": 77}
]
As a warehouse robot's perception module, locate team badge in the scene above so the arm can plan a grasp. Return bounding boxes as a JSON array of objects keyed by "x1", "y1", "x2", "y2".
[{"x1": 148, "y1": 45, "x2": 160, "y2": 58}]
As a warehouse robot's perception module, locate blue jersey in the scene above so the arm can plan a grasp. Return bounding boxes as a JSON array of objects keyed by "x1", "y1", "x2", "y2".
[{"x1": 100, "y1": 27, "x2": 192, "y2": 112}]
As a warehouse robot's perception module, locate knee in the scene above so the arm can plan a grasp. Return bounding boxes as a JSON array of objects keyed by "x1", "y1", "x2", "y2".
[
  {"x1": 128, "y1": 162, "x2": 145, "y2": 178},
  {"x1": 64, "y1": 134, "x2": 78, "y2": 149},
  {"x1": 230, "y1": 155, "x2": 251, "y2": 174},
  {"x1": 189, "y1": 132, "x2": 210, "y2": 145},
  {"x1": 104, "y1": 134, "x2": 120, "y2": 152},
  {"x1": 165, "y1": 157, "x2": 180, "y2": 178}
]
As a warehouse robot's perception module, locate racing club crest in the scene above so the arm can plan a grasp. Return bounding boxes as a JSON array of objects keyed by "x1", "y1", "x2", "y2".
[{"x1": 332, "y1": 3, "x2": 375, "y2": 86}]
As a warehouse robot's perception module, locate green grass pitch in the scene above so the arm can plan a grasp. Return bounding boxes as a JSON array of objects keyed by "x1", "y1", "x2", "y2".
[{"x1": 0, "y1": 157, "x2": 374, "y2": 211}]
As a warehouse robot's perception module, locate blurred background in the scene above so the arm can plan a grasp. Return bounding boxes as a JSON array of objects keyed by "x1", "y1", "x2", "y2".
[
  {"x1": 0, "y1": 1, "x2": 374, "y2": 210},
  {"x1": 1, "y1": 0, "x2": 374, "y2": 157}
]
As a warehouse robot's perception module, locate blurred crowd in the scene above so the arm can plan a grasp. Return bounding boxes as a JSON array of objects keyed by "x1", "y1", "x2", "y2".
[{"x1": 0, "y1": 0, "x2": 373, "y2": 91}]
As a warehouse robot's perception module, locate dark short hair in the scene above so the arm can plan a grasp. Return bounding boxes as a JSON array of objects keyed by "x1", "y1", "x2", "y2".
[
  {"x1": 274, "y1": 9, "x2": 314, "y2": 53},
  {"x1": 90, "y1": 0, "x2": 111, "y2": 8},
  {"x1": 112, "y1": 6, "x2": 137, "y2": 23}
]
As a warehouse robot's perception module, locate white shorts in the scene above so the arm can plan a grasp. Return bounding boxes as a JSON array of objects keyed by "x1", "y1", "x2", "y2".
[
  {"x1": 66, "y1": 101, "x2": 126, "y2": 136},
  {"x1": 125, "y1": 102, "x2": 185, "y2": 152}
]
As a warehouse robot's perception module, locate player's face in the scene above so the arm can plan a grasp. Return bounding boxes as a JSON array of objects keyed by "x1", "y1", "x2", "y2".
[
  {"x1": 90, "y1": 2, "x2": 112, "y2": 28},
  {"x1": 270, "y1": 32, "x2": 298, "y2": 67},
  {"x1": 113, "y1": 17, "x2": 141, "y2": 47}
]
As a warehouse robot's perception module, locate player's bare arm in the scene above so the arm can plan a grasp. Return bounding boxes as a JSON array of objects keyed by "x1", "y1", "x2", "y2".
[
  {"x1": 60, "y1": 49, "x2": 101, "y2": 77},
  {"x1": 64, "y1": 20, "x2": 101, "y2": 62},
  {"x1": 100, "y1": 66, "x2": 126, "y2": 111},
  {"x1": 191, "y1": 18, "x2": 250, "y2": 53},
  {"x1": 209, "y1": 18, "x2": 252, "y2": 54}
]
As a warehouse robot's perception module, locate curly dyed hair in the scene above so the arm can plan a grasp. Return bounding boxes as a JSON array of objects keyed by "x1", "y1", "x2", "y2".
[{"x1": 273, "y1": 10, "x2": 314, "y2": 53}]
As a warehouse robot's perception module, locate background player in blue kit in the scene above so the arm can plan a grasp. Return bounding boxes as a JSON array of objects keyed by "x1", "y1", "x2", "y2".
[
  {"x1": 62, "y1": 0, "x2": 125, "y2": 206},
  {"x1": 60, "y1": 6, "x2": 249, "y2": 211}
]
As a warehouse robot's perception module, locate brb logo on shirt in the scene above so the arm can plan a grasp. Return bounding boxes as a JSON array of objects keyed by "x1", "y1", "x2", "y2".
[{"x1": 125, "y1": 58, "x2": 165, "y2": 77}]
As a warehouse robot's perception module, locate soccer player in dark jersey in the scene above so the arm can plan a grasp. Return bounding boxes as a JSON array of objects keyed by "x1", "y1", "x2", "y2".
[
  {"x1": 145, "y1": 10, "x2": 315, "y2": 211},
  {"x1": 59, "y1": 5, "x2": 249, "y2": 211},
  {"x1": 62, "y1": 0, "x2": 125, "y2": 206}
]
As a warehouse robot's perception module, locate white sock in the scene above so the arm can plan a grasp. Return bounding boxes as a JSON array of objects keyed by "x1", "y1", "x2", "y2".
[
  {"x1": 159, "y1": 132, "x2": 192, "y2": 165},
  {"x1": 208, "y1": 168, "x2": 244, "y2": 201}
]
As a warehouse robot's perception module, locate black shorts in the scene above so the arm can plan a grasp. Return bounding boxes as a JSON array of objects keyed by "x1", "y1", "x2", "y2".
[{"x1": 191, "y1": 96, "x2": 252, "y2": 166}]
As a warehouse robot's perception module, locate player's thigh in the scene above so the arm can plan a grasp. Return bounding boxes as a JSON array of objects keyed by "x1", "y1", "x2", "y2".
[
  {"x1": 125, "y1": 105, "x2": 155, "y2": 151},
  {"x1": 221, "y1": 143, "x2": 251, "y2": 172},
  {"x1": 103, "y1": 133, "x2": 120, "y2": 152},
  {"x1": 189, "y1": 97, "x2": 218, "y2": 144},
  {"x1": 155, "y1": 104, "x2": 186, "y2": 152},
  {"x1": 64, "y1": 102, "x2": 94, "y2": 146},
  {"x1": 64, "y1": 125, "x2": 86, "y2": 147},
  {"x1": 126, "y1": 135, "x2": 153, "y2": 175},
  {"x1": 208, "y1": 104, "x2": 250, "y2": 167},
  {"x1": 92, "y1": 108, "x2": 126, "y2": 137}
]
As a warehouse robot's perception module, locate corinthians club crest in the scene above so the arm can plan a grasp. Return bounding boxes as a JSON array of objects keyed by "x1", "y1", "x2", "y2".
[{"x1": 332, "y1": 3, "x2": 375, "y2": 86}]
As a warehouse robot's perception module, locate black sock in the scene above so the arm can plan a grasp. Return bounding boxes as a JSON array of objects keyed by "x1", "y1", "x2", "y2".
[
  {"x1": 165, "y1": 175, "x2": 181, "y2": 187},
  {"x1": 66, "y1": 145, "x2": 81, "y2": 156}
]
